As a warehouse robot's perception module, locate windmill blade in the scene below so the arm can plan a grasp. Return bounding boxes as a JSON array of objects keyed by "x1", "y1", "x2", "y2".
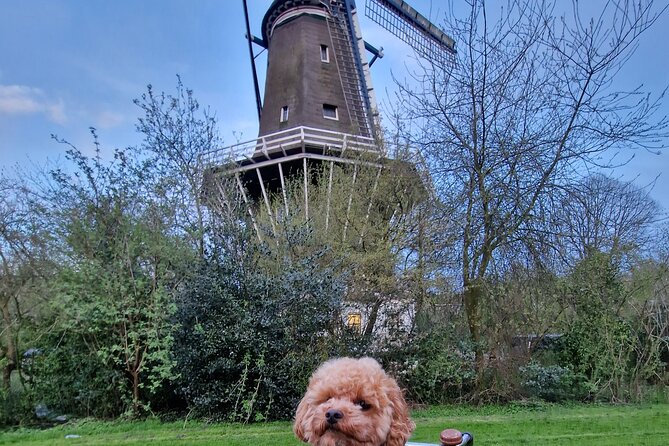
[
  {"x1": 242, "y1": 0, "x2": 262, "y2": 121},
  {"x1": 365, "y1": 0, "x2": 456, "y2": 63}
]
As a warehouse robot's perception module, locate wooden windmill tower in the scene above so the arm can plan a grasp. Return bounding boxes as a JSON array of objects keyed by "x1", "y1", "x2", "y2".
[{"x1": 201, "y1": 0, "x2": 455, "y2": 238}]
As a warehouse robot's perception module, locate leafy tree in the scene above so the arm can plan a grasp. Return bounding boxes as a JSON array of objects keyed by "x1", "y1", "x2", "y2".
[
  {"x1": 32, "y1": 136, "x2": 192, "y2": 416},
  {"x1": 558, "y1": 252, "x2": 636, "y2": 401}
]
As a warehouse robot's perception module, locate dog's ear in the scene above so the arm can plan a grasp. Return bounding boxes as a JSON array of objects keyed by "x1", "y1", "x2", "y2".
[
  {"x1": 384, "y1": 376, "x2": 416, "y2": 446},
  {"x1": 293, "y1": 397, "x2": 310, "y2": 443}
]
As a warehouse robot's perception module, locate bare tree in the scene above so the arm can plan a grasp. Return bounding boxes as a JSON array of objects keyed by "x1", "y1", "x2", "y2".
[
  {"x1": 552, "y1": 174, "x2": 660, "y2": 263},
  {"x1": 392, "y1": 0, "x2": 668, "y2": 383}
]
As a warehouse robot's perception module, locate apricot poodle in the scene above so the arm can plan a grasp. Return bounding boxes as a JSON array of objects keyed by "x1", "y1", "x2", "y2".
[{"x1": 294, "y1": 357, "x2": 415, "y2": 446}]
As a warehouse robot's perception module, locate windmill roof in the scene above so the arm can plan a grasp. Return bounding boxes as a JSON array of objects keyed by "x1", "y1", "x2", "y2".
[{"x1": 261, "y1": 0, "x2": 326, "y2": 44}]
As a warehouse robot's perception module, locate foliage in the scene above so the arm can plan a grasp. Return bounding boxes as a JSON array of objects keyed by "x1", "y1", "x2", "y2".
[
  {"x1": 133, "y1": 75, "x2": 221, "y2": 256},
  {"x1": 387, "y1": 328, "x2": 476, "y2": 405},
  {"x1": 519, "y1": 362, "x2": 588, "y2": 402},
  {"x1": 0, "y1": 387, "x2": 34, "y2": 427},
  {"x1": 28, "y1": 138, "x2": 190, "y2": 417},
  {"x1": 173, "y1": 225, "x2": 350, "y2": 422},
  {"x1": 557, "y1": 252, "x2": 639, "y2": 401},
  {"x1": 30, "y1": 322, "x2": 125, "y2": 418}
]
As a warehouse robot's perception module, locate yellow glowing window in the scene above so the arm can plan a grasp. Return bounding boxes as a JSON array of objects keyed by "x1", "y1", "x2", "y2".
[{"x1": 347, "y1": 313, "x2": 362, "y2": 330}]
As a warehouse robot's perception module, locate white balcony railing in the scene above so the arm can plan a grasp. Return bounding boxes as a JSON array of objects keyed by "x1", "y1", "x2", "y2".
[{"x1": 199, "y1": 126, "x2": 381, "y2": 168}]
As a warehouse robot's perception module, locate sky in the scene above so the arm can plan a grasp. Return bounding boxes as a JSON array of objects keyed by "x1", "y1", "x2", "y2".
[{"x1": 0, "y1": 0, "x2": 668, "y2": 214}]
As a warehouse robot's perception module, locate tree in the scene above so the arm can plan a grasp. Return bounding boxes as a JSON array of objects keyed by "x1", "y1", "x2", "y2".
[
  {"x1": 552, "y1": 174, "x2": 660, "y2": 263},
  {"x1": 134, "y1": 76, "x2": 221, "y2": 257},
  {"x1": 33, "y1": 136, "x2": 191, "y2": 416},
  {"x1": 392, "y1": 0, "x2": 668, "y2": 384},
  {"x1": 0, "y1": 174, "x2": 54, "y2": 390},
  {"x1": 558, "y1": 251, "x2": 639, "y2": 401}
]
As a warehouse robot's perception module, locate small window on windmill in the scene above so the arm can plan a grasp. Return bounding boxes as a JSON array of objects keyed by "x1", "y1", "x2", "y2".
[
  {"x1": 280, "y1": 105, "x2": 289, "y2": 123},
  {"x1": 347, "y1": 313, "x2": 362, "y2": 332},
  {"x1": 323, "y1": 104, "x2": 338, "y2": 120},
  {"x1": 320, "y1": 44, "x2": 329, "y2": 63}
]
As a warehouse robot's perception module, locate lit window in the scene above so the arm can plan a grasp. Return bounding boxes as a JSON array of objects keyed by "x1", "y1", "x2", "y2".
[
  {"x1": 347, "y1": 313, "x2": 362, "y2": 331},
  {"x1": 320, "y1": 44, "x2": 329, "y2": 63},
  {"x1": 323, "y1": 104, "x2": 338, "y2": 120},
  {"x1": 280, "y1": 105, "x2": 289, "y2": 122}
]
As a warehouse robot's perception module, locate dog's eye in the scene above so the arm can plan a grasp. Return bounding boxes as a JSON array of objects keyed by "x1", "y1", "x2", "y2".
[{"x1": 356, "y1": 400, "x2": 371, "y2": 411}]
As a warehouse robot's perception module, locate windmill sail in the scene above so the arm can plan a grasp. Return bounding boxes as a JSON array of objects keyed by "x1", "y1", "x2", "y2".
[{"x1": 365, "y1": 0, "x2": 456, "y2": 64}]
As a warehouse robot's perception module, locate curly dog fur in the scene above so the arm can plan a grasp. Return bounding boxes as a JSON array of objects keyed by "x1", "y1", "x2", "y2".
[{"x1": 294, "y1": 357, "x2": 415, "y2": 446}]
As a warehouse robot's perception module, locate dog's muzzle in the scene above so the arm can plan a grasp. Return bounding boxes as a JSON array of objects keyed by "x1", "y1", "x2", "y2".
[{"x1": 325, "y1": 409, "x2": 344, "y2": 425}]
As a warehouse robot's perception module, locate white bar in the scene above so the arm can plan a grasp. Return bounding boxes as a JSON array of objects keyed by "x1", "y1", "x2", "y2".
[
  {"x1": 200, "y1": 126, "x2": 379, "y2": 167},
  {"x1": 256, "y1": 167, "x2": 276, "y2": 235}
]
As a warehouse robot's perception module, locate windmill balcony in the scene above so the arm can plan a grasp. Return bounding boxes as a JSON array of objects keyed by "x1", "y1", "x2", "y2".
[
  {"x1": 199, "y1": 125, "x2": 393, "y2": 212},
  {"x1": 200, "y1": 125, "x2": 383, "y2": 171},
  {"x1": 198, "y1": 122, "x2": 434, "y2": 243}
]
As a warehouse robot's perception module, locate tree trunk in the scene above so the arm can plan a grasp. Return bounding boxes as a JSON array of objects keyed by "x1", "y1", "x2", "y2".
[
  {"x1": 463, "y1": 279, "x2": 485, "y2": 389},
  {"x1": 1, "y1": 298, "x2": 16, "y2": 390},
  {"x1": 364, "y1": 297, "x2": 383, "y2": 337},
  {"x1": 132, "y1": 369, "x2": 140, "y2": 415}
]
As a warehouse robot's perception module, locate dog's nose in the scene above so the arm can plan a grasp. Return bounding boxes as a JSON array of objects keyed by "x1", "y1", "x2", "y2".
[{"x1": 325, "y1": 409, "x2": 344, "y2": 424}]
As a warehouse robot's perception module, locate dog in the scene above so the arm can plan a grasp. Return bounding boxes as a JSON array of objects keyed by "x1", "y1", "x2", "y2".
[{"x1": 294, "y1": 357, "x2": 415, "y2": 446}]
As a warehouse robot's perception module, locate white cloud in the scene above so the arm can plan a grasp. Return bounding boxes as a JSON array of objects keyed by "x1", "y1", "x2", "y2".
[
  {"x1": 0, "y1": 84, "x2": 67, "y2": 124},
  {"x1": 94, "y1": 110, "x2": 125, "y2": 129},
  {"x1": 46, "y1": 99, "x2": 67, "y2": 124}
]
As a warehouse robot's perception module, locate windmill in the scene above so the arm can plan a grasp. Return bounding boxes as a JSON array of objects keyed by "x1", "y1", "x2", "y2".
[{"x1": 201, "y1": 0, "x2": 455, "y2": 238}]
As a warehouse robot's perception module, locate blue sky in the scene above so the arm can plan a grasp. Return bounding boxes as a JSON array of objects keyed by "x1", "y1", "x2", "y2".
[{"x1": 1, "y1": 0, "x2": 667, "y2": 214}]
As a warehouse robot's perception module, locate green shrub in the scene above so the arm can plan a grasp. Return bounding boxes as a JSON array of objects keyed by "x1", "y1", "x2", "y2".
[
  {"x1": 30, "y1": 333, "x2": 126, "y2": 418},
  {"x1": 519, "y1": 361, "x2": 589, "y2": 402},
  {"x1": 556, "y1": 252, "x2": 648, "y2": 401},
  {"x1": 386, "y1": 329, "x2": 476, "y2": 404},
  {"x1": 0, "y1": 386, "x2": 34, "y2": 427},
  {"x1": 172, "y1": 238, "x2": 352, "y2": 422}
]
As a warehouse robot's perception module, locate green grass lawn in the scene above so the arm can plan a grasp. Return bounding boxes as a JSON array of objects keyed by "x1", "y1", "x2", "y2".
[{"x1": 1, "y1": 404, "x2": 667, "y2": 445}]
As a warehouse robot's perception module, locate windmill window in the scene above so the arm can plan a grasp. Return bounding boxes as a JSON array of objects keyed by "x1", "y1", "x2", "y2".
[
  {"x1": 320, "y1": 44, "x2": 329, "y2": 63},
  {"x1": 323, "y1": 104, "x2": 338, "y2": 120},
  {"x1": 280, "y1": 105, "x2": 289, "y2": 122}
]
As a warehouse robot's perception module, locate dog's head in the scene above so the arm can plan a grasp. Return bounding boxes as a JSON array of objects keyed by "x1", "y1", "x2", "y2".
[{"x1": 294, "y1": 357, "x2": 415, "y2": 446}]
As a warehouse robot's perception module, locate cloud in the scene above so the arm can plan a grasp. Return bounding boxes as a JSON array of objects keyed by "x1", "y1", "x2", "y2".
[
  {"x1": 94, "y1": 110, "x2": 125, "y2": 129},
  {"x1": 0, "y1": 84, "x2": 67, "y2": 124}
]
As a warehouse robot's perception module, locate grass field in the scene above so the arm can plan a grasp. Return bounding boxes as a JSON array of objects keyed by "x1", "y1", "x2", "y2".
[{"x1": 1, "y1": 403, "x2": 668, "y2": 445}]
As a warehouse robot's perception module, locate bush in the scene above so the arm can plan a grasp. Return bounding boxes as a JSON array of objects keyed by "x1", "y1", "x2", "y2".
[
  {"x1": 386, "y1": 329, "x2": 476, "y2": 404},
  {"x1": 519, "y1": 362, "x2": 589, "y2": 402},
  {"x1": 557, "y1": 252, "x2": 638, "y2": 401},
  {"x1": 0, "y1": 387, "x2": 34, "y2": 427},
  {"x1": 30, "y1": 332, "x2": 126, "y2": 418},
  {"x1": 172, "y1": 238, "x2": 351, "y2": 422}
]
